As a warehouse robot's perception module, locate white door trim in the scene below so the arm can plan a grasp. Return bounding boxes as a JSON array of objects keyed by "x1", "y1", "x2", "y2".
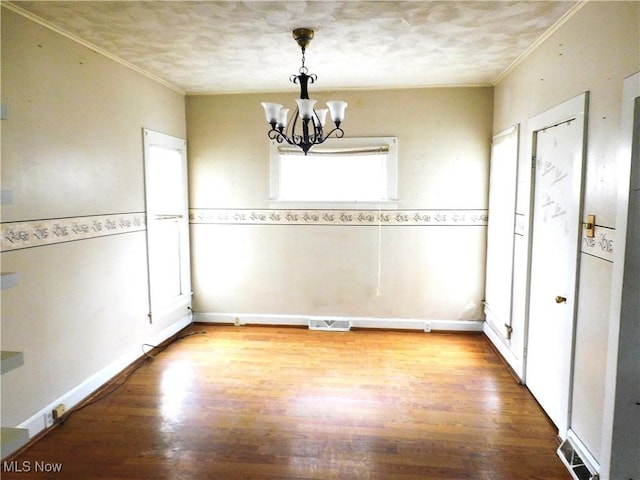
[
  {"x1": 484, "y1": 124, "x2": 519, "y2": 343},
  {"x1": 142, "y1": 128, "x2": 192, "y2": 325},
  {"x1": 600, "y1": 71, "x2": 640, "y2": 480}
]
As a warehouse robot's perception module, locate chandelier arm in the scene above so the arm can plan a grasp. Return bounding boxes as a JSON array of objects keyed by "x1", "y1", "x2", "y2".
[
  {"x1": 311, "y1": 117, "x2": 324, "y2": 143},
  {"x1": 290, "y1": 73, "x2": 317, "y2": 85},
  {"x1": 318, "y1": 126, "x2": 345, "y2": 141},
  {"x1": 287, "y1": 107, "x2": 300, "y2": 139},
  {"x1": 312, "y1": 115, "x2": 324, "y2": 138},
  {"x1": 283, "y1": 136, "x2": 299, "y2": 147},
  {"x1": 267, "y1": 128, "x2": 285, "y2": 143},
  {"x1": 274, "y1": 110, "x2": 307, "y2": 149},
  {"x1": 268, "y1": 127, "x2": 300, "y2": 148}
]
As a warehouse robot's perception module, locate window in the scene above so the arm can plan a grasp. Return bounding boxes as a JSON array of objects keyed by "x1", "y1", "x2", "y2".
[{"x1": 269, "y1": 137, "x2": 398, "y2": 206}]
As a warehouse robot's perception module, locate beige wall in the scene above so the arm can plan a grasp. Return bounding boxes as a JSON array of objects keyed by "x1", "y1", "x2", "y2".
[
  {"x1": 492, "y1": 1, "x2": 639, "y2": 473},
  {"x1": 1, "y1": 9, "x2": 186, "y2": 428},
  {"x1": 187, "y1": 87, "x2": 493, "y2": 322}
]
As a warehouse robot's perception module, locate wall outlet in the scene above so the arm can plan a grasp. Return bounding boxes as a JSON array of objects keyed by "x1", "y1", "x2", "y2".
[
  {"x1": 234, "y1": 317, "x2": 241, "y2": 326},
  {"x1": 52, "y1": 404, "x2": 66, "y2": 421},
  {"x1": 44, "y1": 411, "x2": 54, "y2": 428},
  {"x1": 424, "y1": 322, "x2": 432, "y2": 333}
]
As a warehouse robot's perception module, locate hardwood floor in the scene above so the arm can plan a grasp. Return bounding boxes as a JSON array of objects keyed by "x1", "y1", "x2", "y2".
[{"x1": 3, "y1": 325, "x2": 570, "y2": 479}]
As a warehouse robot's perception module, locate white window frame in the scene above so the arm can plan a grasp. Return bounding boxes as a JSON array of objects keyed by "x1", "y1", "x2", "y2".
[{"x1": 269, "y1": 137, "x2": 399, "y2": 209}]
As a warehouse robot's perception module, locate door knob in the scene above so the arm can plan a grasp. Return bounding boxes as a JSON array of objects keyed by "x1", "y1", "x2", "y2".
[{"x1": 555, "y1": 295, "x2": 567, "y2": 304}]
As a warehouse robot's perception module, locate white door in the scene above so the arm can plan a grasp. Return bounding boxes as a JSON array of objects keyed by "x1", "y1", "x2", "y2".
[
  {"x1": 526, "y1": 93, "x2": 588, "y2": 433},
  {"x1": 143, "y1": 129, "x2": 191, "y2": 325}
]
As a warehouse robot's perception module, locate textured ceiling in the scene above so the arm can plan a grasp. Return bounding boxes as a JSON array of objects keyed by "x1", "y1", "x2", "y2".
[{"x1": 9, "y1": 1, "x2": 579, "y2": 94}]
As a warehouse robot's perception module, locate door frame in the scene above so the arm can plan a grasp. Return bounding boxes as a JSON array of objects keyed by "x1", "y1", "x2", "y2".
[
  {"x1": 600, "y1": 72, "x2": 640, "y2": 479},
  {"x1": 483, "y1": 125, "x2": 522, "y2": 374},
  {"x1": 142, "y1": 128, "x2": 192, "y2": 325},
  {"x1": 523, "y1": 92, "x2": 589, "y2": 436},
  {"x1": 484, "y1": 125, "x2": 519, "y2": 341}
]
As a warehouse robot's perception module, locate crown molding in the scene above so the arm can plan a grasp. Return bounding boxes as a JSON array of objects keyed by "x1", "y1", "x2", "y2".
[
  {"x1": 492, "y1": 1, "x2": 589, "y2": 86},
  {"x1": 2, "y1": 1, "x2": 186, "y2": 95}
]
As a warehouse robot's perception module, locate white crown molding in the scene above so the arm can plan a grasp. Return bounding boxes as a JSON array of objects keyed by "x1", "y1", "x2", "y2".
[
  {"x1": 2, "y1": 1, "x2": 186, "y2": 95},
  {"x1": 492, "y1": 0, "x2": 590, "y2": 86}
]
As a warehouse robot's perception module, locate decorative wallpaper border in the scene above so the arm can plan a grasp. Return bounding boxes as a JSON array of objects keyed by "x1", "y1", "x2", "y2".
[
  {"x1": 1, "y1": 212, "x2": 146, "y2": 252},
  {"x1": 189, "y1": 208, "x2": 488, "y2": 227},
  {"x1": 512, "y1": 214, "x2": 615, "y2": 262},
  {"x1": 513, "y1": 214, "x2": 615, "y2": 262},
  {"x1": 5, "y1": 210, "x2": 612, "y2": 261},
  {"x1": 581, "y1": 226, "x2": 615, "y2": 263}
]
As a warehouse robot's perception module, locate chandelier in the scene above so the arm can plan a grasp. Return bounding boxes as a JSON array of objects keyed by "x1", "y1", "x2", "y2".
[{"x1": 261, "y1": 28, "x2": 348, "y2": 155}]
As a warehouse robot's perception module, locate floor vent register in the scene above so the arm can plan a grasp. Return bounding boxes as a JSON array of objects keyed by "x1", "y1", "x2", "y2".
[
  {"x1": 557, "y1": 438, "x2": 598, "y2": 480},
  {"x1": 308, "y1": 318, "x2": 351, "y2": 332}
]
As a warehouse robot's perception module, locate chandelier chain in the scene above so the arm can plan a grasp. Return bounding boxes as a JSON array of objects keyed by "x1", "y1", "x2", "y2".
[{"x1": 299, "y1": 49, "x2": 308, "y2": 75}]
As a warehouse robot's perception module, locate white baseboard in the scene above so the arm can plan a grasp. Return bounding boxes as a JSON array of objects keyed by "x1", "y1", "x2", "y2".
[
  {"x1": 193, "y1": 312, "x2": 484, "y2": 332},
  {"x1": 17, "y1": 314, "x2": 192, "y2": 438},
  {"x1": 483, "y1": 320, "x2": 523, "y2": 381}
]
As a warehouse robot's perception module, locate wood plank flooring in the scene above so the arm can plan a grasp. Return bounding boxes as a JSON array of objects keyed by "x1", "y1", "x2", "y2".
[{"x1": 3, "y1": 325, "x2": 570, "y2": 479}]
